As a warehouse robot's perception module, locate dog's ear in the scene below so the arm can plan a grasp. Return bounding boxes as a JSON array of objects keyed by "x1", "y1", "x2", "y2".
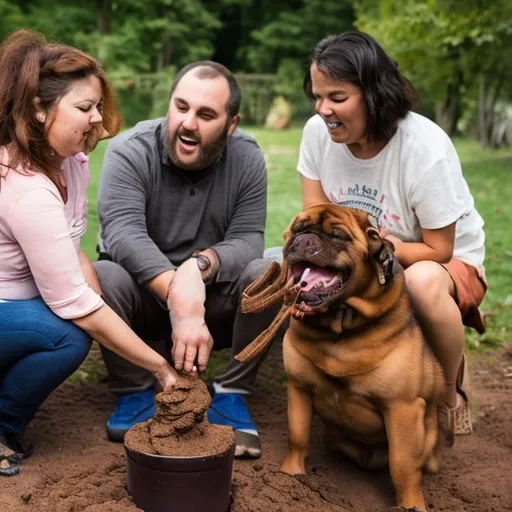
[{"x1": 366, "y1": 227, "x2": 396, "y2": 285}]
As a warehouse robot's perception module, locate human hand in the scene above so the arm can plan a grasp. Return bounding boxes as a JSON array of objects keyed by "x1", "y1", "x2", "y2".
[
  {"x1": 153, "y1": 360, "x2": 178, "y2": 391},
  {"x1": 378, "y1": 228, "x2": 402, "y2": 250},
  {"x1": 167, "y1": 258, "x2": 212, "y2": 373},
  {"x1": 171, "y1": 319, "x2": 214, "y2": 373}
]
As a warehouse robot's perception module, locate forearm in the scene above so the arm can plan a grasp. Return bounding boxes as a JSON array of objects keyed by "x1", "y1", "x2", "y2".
[
  {"x1": 147, "y1": 269, "x2": 176, "y2": 303},
  {"x1": 79, "y1": 249, "x2": 102, "y2": 295},
  {"x1": 393, "y1": 241, "x2": 453, "y2": 268},
  {"x1": 167, "y1": 259, "x2": 206, "y2": 317},
  {"x1": 73, "y1": 304, "x2": 168, "y2": 373}
]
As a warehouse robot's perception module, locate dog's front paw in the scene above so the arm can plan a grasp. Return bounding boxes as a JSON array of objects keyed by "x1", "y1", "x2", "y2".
[
  {"x1": 280, "y1": 454, "x2": 306, "y2": 476},
  {"x1": 388, "y1": 507, "x2": 425, "y2": 512}
]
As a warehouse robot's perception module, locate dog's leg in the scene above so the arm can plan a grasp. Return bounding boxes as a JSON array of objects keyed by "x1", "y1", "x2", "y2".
[
  {"x1": 384, "y1": 399, "x2": 427, "y2": 511},
  {"x1": 422, "y1": 402, "x2": 440, "y2": 474},
  {"x1": 280, "y1": 377, "x2": 313, "y2": 475}
]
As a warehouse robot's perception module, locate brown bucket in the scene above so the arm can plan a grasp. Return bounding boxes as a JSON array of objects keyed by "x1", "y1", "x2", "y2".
[{"x1": 125, "y1": 441, "x2": 235, "y2": 512}]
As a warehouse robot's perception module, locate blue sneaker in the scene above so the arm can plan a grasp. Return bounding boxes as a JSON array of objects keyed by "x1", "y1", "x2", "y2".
[
  {"x1": 208, "y1": 392, "x2": 262, "y2": 459},
  {"x1": 106, "y1": 389, "x2": 156, "y2": 442}
]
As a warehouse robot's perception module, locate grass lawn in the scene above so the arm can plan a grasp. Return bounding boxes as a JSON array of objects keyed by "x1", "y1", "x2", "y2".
[{"x1": 84, "y1": 127, "x2": 512, "y2": 351}]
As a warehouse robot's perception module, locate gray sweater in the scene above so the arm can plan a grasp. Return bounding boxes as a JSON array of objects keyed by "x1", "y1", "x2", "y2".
[{"x1": 98, "y1": 117, "x2": 267, "y2": 285}]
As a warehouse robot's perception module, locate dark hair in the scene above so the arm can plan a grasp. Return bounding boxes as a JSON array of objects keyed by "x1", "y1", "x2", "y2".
[
  {"x1": 169, "y1": 61, "x2": 241, "y2": 118},
  {"x1": 0, "y1": 29, "x2": 121, "y2": 176},
  {"x1": 304, "y1": 31, "x2": 416, "y2": 143}
]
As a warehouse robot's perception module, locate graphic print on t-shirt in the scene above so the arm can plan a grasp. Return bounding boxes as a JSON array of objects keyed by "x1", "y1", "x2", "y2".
[{"x1": 327, "y1": 183, "x2": 401, "y2": 231}]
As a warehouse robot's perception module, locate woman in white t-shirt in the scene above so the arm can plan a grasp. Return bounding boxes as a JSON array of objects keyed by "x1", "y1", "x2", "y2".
[{"x1": 298, "y1": 31, "x2": 486, "y2": 438}]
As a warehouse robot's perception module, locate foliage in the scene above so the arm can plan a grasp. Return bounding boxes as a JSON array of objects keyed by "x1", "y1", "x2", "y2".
[
  {"x1": 273, "y1": 59, "x2": 313, "y2": 122},
  {"x1": 0, "y1": 0, "x2": 511, "y2": 130},
  {"x1": 355, "y1": 0, "x2": 512, "y2": 139},
  {"x1": 0, "y1": 0, "x2": 25, "y2": 39},
  {"x1": 247, "y1": 0, "x2": 355, "y2": 73}
]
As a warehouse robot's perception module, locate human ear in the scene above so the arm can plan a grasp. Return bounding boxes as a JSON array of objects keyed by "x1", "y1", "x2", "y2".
[
  {"x1": 33, "y1": 97, "x2": 47, "y2": 124},
  {"x1": 227, "y1": 114, "x2": 240, "y2": 136}
]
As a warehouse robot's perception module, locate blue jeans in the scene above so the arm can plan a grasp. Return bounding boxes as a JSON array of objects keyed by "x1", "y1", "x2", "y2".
[{"x1": 0, "y1": 298, "x2": 91, "y2": 435}]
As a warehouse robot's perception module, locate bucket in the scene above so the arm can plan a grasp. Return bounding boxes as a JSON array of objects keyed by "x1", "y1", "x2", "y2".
[{"x1": 125, "y1": 441, "x2": 235, "y2": 512}]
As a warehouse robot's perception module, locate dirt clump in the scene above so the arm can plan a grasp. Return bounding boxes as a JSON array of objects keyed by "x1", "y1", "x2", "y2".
[{"x1": 124, "y1": 373, "x2": 235, "y2": 457}]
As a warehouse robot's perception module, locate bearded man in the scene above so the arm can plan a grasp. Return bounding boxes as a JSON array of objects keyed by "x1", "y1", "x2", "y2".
[{"x1": 95, "y1": 62, "x2": 275, "y2": 459}]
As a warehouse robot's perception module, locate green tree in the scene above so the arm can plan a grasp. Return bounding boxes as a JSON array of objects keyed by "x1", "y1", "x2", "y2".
[
  {"x1": 355, "y1": 0, "x2": 512, "y2": 143},
  {"x1": 247, "y1": 0, "x2": 355, "y2": 73},
  {"x1": 0, "y1": 0, "x2": 25, "y2": 39}
]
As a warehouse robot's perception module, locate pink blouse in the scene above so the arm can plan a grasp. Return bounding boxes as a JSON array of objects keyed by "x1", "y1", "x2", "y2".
[{"x1": 0, "y1": 150, "x2": 103, "y2": 319}]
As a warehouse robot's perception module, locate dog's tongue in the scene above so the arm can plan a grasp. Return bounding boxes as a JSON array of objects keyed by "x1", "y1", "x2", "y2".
[{"x1": 299, "y1": 266, "x2": 337, "y2": 291}]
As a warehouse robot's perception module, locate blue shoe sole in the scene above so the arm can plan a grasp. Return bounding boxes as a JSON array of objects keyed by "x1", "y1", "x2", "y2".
[
  {"x1": 106, "y1": 402, "x2": 156, "y2": 443},
  {"x1": 106, "y1": 424, "x2": 130, "y2": 443}
]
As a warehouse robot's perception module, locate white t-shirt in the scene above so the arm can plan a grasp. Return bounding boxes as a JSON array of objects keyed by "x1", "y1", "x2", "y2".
[{"x1": 298, "y1": 112, "x2": 485, "y2": 271}]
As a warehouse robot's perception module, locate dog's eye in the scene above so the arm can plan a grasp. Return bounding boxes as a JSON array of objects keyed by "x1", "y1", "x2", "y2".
[{"x1": 331, "y1": 229, "x2": 350, "y2": 242}]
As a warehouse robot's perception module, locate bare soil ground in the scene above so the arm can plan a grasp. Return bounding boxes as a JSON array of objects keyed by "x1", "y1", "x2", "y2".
[{"x1": 1, "y1": 343, "x2": 511, "y2": 512}]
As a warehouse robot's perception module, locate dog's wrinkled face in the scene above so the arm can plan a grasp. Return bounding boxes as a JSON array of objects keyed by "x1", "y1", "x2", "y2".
[{"x1": 282, "y1": 204, "x2": 392, "y2": 313}]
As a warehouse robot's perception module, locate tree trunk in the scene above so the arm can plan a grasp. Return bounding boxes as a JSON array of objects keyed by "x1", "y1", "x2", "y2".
[
  {"x1": 157, "y1": 40, "x2": 172, "y2": 72},
  {"x1": 97, "y1": 0, "x2": 111, "y2": 35},
  {"x1": 478, "y1": 73, "x2": 489, "y2": 147},
  {"x1": 478, "y1": 71, "x2": 504, "y2": 147},
  {"x1": 435, "y1": 74, "x2": 462, "y2": 136}
]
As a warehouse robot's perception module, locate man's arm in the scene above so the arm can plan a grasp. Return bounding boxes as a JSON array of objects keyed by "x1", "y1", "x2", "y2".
[
  {"x1": 98, "y1": 136, "x2": 176, "y2": 290},
  {"x1": 210, "y1": 144, "x2": 267, "y2": 283}
]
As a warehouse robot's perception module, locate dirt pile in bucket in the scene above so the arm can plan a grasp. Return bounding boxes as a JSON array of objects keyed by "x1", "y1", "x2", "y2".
[{"x1": 124, "y1": 373, "x2": 235, "y2": 457}]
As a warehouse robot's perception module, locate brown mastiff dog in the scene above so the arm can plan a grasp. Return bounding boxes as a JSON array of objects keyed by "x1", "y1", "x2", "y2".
[{"x1": 236, "y1": 204, "x2": 446, "y2": 512}]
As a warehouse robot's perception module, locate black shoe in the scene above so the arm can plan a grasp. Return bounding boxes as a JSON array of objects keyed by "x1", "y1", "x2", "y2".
[{"x1": 1, "y1": 432, "x2": 33, "y2": 461}]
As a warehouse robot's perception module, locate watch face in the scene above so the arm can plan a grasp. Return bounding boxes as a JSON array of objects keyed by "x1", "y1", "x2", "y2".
[{"x1": 196, "y1": 255, "x2": 210, "y2": 271}]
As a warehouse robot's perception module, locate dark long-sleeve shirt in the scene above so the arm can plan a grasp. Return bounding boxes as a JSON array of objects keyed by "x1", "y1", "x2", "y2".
[{"x1": 98, "y1": 117, "x2": 267, "y2": 285}]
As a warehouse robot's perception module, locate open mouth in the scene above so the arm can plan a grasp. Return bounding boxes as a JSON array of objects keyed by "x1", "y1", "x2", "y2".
[
  {"x1": 324, "y1": 120, "x2": 343, "y2": 131},
  {"x1": 179, "y1": 135, "x2": 199, "y2": 148},
  {"x1": 287, "y1": 261, "x2": 350, "y2": 307}
]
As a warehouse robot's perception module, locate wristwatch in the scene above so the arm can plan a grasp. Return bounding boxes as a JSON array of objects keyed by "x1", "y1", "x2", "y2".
[
  {"x1": 193, "y1": 254, "x2": 218, "y2": 284},
  {"x1": 194, "y1": 254, "x2": 211, "y2": 273}
]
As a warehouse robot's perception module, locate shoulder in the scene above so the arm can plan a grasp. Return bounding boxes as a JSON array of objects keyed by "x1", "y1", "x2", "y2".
[
  {"x1": 303, "y1": 114, "x2": 328, "y2": 137},
  {"x1": 227, "y1": 128, "x2": 262, "y2": 154},
  {"x1": 1, "y1": 173, "x2": 62, "y2": 221},
  {"x1": 1, "y1": 166, "x2": 53, "y2": 193},
  {"x1": 395, "y1": 112, "x2": 457, "y2": 161},
  {"x1": 225, "y1": 128, "x2": 265, "y2": 168},
  {"x1": 107, "y1": 118, "x2": 162, "y2": 154},
  {"x1": 300, "y1": 115, "x2": 331, "y2": 153}
]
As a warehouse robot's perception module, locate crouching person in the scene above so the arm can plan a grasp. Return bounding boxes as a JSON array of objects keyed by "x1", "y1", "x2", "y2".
[{"x1": 96, "y1": 61, "x2": 278, "y2": 459}]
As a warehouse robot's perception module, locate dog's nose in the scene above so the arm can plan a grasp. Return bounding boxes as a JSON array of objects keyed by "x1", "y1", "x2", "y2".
[{"x1": 289, "y1": 233, "x2": 322, "y2": 257}]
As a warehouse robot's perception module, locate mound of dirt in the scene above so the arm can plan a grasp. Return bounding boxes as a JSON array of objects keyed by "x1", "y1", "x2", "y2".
[{"x1": 125, "y1": 374, "x2": 234, "y2": 458}]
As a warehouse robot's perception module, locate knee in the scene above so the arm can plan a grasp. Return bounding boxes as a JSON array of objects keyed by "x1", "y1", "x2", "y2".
[
  {"x1": 56, "y1": 322, "x2": 92, "y2": 370},
  {"x1": 405, "y1": 262, "x2": 452, "y2": 311},
  {"x1": 94, "y1": 260, "x2": 135, "y2": 301},
  {"x1": 238, "y1": 258, "x2": 274, "y2": 288}
]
